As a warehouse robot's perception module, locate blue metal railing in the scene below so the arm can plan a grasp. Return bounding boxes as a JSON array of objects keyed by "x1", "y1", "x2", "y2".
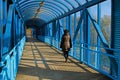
[
  {"x1": 0, "y1": 36, "x2": 26, "y2": 80},
  {"x1": 38, "y1": 35, "x2": 120, "y2": 80}
]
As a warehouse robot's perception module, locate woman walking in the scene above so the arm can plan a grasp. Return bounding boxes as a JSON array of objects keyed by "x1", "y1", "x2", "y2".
[{"x1": 60, "y1": 29, "x2": 72, "y2": 62}]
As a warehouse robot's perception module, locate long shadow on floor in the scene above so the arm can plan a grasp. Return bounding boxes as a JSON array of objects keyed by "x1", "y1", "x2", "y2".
[{"x1": 16, "y1": 37, "x2": 112, "y2": 80}]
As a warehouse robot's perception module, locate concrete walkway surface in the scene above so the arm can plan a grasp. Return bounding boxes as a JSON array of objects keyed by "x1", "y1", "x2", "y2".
[{"x1": 16, "y1": 37, "x2": 111, "y2": 80}]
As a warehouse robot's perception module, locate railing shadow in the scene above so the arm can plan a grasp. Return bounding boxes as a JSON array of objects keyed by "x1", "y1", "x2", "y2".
[{"x1": 16, "y1": 37, "x2": 111, "y2": 80}]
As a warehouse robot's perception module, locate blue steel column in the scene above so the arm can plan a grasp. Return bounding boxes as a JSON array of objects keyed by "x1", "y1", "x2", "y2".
[
  {"x1": 96, "y1": 4, "x2": 101, "y2": 69},
  {"x1": 87, "y1": 12, "x2": 90, "y2": 65},
  {"x1": 47, "y1": 24, "x2": 50, "y2": 37},
  {"x1": 0, "y1": 0, "x2": 3, "y2": 61},
  {"x1": 49, "y1": 23, "x2": 52, "y2": 45},
  {"x1": 83, "y1": 9, "x2": 90, "y2": 63},
  {"x1": 68, "y1": 15, "x2": 72, "y2": 36},
  {"x1": 74, "y1": 13, "x2": 77, "y2": 32},
  {"x1": 19, "y1": 19, "x2": 22, "y2": 39},
  {"x1": 72, "y1": 11, "x2": 84, "y2": 62},
  {"x1": 3, "y1": 0, "x2": 7, "y2": 26},
  {"x1": 48, "y1": 24, "x2": 50, "y2": 43},
  {"x1": 20, "y1": 20, "x2": 24, "y2": 38},
  {"x1": 85, "y1": 9, "x2": 90, "y2": 64},
  {"x1": 55, "y1": 20, "x2": 58, "y2": 48},
  {"x1": 73, "y1": 13, "x2": 76, "y2": 57},
  {"x1": 52, "y1": 21, "x2": 54, "y2": 46},
  {"x1": 21, "y1": 21, "x2": 24, "y2": 37},
  {"x1": 80, "y1": 11, "x2": 83, "y2": 62},
  {"x1": 68, "y1": 15, "x2": 72, "y2": 55},
  {"x1": 56, "y1": 20, "x2": 59, "y2": 48},
  {"x1": 18, "y1": 18, "x2": 20, "y2": 41},
  {"x1": 62, "y1": 18, "x2": 64, "y2": 30},
  {"x1": 80, "y1": 17, "x2": 83, "y2": 62},
  {"x1": 59, "y1": 19, "x2": 63, "y2": 42},
  {"x1": 58, "y1": 20, "x2": 60, "y2": 49},
  {"x1": 13, "y1": 12, "x2": 16, "y2": 46},
  {"x1": 58, "y1": 19, "x2": 63, "y2": 49},
  {"x1": 15, "y1": 15, "x2": 18, "y2": 43},
  {"x1": 15, "y1": 14, "x2": 17, "y2": 44},
  {"x1": 52, "y1": 21, "x2": 56, "y2": 46},
  {"x1": 66, "y1": 16, "x2": 69, "y2": 29},
  {"x1": 111, "y1": 0, "x2": 120, "y2": 79},
  {"x1": 5, "y1": 5, "x2": 14, "y2": 52}
]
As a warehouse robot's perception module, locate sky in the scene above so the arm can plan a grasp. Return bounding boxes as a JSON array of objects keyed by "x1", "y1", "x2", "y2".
[
  {"x1": 101, "y1": 0, "x2": 111, "y2": 17},
  {"x1": 89, "y1": 0, "x2": 111, "y2": 18}
]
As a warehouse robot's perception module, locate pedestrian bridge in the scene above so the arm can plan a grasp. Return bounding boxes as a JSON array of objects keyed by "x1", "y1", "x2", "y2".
[
  {"x1": 16, "y1": 37, "x2": 110, "y2": 80},
  {"x1": 0, "y1": 0, "x2": 120, "y2": 80}
]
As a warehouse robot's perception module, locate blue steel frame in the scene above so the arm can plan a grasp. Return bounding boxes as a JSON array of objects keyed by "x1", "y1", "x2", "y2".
[
  {"x1": 0, "y1": 0, "x2": 26, "y2": 80},
  {"x1": 37, "y1": 0, "x2": 120, "y2": 80},
  {"x1": 0, "y1": 0, "x2": 3, "y2": 61},
  {"x1": 0, "y1": 0, "x2": 120, "y2": 80}
]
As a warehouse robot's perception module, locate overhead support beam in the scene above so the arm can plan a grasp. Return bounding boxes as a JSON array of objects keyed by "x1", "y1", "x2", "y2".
[
  {"x1": 64, "y1": 0, "x2": 74, "y2": 9},
  {"x1": 18, "y1": 1, "x2": 67, "y2": 13},
  {"x1": 19, "y1": 1, "x2": 63, "y2": 14},
  {"x1": 65, "y1": 0, "x2": 79, "y2": 8},
  {"x1": 55, "y1": 0, "x2": 71, "y2": 11},
  {"x1": 21, "y1": 5, "x2": 61, "y2": 17},
  {"x1": 46, "y1": 0, "x2": 106, "y2": 24}
]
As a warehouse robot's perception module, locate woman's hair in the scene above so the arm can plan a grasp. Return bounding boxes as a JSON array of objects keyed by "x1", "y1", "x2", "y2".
[{"x1": 64, "y1": 29, "x2": 69, "y2": 33}]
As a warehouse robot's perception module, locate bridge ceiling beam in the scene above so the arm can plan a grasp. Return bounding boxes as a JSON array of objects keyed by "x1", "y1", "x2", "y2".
[
  {"x1": 46, "y1": 0, "x2": 106, "y2": 24},
  {"x1": 18, "y1": 1, "x2": 65, "y2": 14},
  {"x1": 23, "y1": 8, "x2": 58, "y2": 22},
  {"x1": 20, "y1": 4, "x2": 62, "y2": 16},
  {"x1": 14, "y1": 0, "x2": 106, "y2": 24},
  {"x1": 21, "y1": 5, "x2": 60, "y2": 17}
]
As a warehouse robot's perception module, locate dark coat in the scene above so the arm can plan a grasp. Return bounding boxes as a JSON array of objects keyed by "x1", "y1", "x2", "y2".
[{"x1": 60, "y1": 33, "x2": 72, "y2": 51}]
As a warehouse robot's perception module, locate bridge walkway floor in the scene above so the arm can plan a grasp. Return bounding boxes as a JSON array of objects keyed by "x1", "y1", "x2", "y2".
[{"x1": 16, "y1": 37, "x2": 111, "y2": 80}]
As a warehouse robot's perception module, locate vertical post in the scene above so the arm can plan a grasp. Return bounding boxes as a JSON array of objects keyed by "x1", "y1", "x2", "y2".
[
  {"x1": 96, "y1": 4, "x2": 101, "y2": 69},
  {"x1": 83, "y1": 9, "x2": 86, "y2": 62},
  {"x1": 68, "y1": 15, "x2": 72, "y2": 36},
  {"x1": 66, "y1": 16, "x2": 69, "y2": 29},
  {"x1": 118, "y1": 51, "x2": 120, "y2": 80},
  {"x1": 58, "y1": 20, "x2": 60, "y2": 47},
  {"x1": 62, "y1": 18, "x2": 65, "y2": 29},
  {"x1": 13, "y1": 10, "x2": 16, "y2": 46},
  {"x1": 80, "y1": 11, "x2": 83, "y2": 62},
  {"x1": 22, "y1": 21, "x2": 24, "y2": 38},
  {"x1": 52, "y1": 22, "x2": 54, "y2": 46},
  {"x1": 20, "y1": 19, "x2": 22, "y2": 39},
  {"x1": 15, "y1": 15, "x2": 18, "y2": 43},
  {"x1": 83, "y1": 9, "x2": 90, "y2": 63},
  {"x1": 74, "y1": 13, "x2": 77, "y2": 32},
  {"x1": 55, "y1": 20, "x2": 57, "y2": 48},
  {"x1": 3, "y1": 0, "x2": 7, "y2": 26},
  {"x1": 52, "y1": 20, "x2": 56, "y2": 46},
  {"x1": 59, "y1": 19, "x2": 63, "y2": 50},
  {"x1": 111, "y1": 0, "x2": 120, "y2": 49},
  {"x1": 73, "y1": 13, "x2": 76, "y2": 57},
  {"x1": 50, "y1": 23, "x2": 52, "y2": 45},
  {"x1": 85, "y1": 9, "x2": 90, "y2": 64},
  {"x1": 0, "y1": 0, "x2": 3, "y2": 61},
  {"x1": 68, "y1": 15, "x2": 72, "y2": 55},
  {"x1": 111, "y1": 0, "x2": 120, "y2": 79},
  {"x1": 14, "y1": 13, "x2": 18, "y2": 44},
  {"x1": 62, "y1": 18, "x2": 64, "y2": 30},
  {"x1": 18, "y1": 18, "x2": 21, "y2": 41},
  {"x1": 56, "y1": 20, "x2": 58, "y2": 48},
  {"x1": 87, "y1": 13, "x2": 90, "y2": 65}
]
